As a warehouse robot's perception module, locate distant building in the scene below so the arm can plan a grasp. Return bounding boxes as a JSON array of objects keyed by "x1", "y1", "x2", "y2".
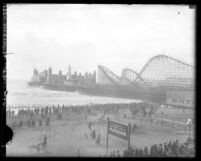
[
  {"x1": 46, "y1": 67, "x2": 66, "y2": 84},
  {"x1": 67, "y1": 65, "x2": 72, "y2": 81},
  {"x1": 30, "y1": 68, "x2": 47, "y2": 83}
]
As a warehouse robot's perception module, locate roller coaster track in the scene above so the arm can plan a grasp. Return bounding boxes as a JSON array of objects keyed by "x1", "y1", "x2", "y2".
[
  {"x1": 98, "y1": 65, "x2": 120, "y2": 86},
  {"x1": 97, "y1": 55, "x2": 193, "y2": 88},
  {"x1": 122, "y1": 68, "x2": 145, "y2": 83},
  {"x1": 134, "y1": 55, "x2": 194, "y2": 82}
]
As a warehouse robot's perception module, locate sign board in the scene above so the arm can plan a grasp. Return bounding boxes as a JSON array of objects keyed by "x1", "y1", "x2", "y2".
[
  {"x1": 106, "y1": 118, "x2": 131, "y2": 155},
  {"x1": 166, "y1": 90, "x2": 194, "y2": 108},
  {"x1": 108, "y1": 120, "x2": 128, "y2": 140}
]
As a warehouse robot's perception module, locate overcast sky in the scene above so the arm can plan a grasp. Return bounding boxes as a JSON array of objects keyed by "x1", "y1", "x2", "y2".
[{"x1": 7, "y1": 4, "x2": 195, "y2": 81}]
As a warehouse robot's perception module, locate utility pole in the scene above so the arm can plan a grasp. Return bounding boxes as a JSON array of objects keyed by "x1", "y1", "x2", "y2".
[
  {"x1": 128, "y1": 122, "x2": 131, "y2": 149},
  {"x1": 54, "y1": 118, "x2": 55, "y2": 145},
  {"x1": 106, "y1": 117, "x2": 109, "y2": 156}
]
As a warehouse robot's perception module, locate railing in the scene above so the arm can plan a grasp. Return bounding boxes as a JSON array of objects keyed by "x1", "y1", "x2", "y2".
[{"x1": 128, "y1": 113, "x2": 193, "y2": 132}]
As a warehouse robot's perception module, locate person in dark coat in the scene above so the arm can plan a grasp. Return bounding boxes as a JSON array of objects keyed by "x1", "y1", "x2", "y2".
[
  {"x1": 11, "y1": 111, "x2": 14, "y2": 117},
  {"x1": 88, "y1": 122, "x2": 92, "y2": 130},
  {"x1": 30, "y1": 110, "x2": 33, "y2": 118},
  {"x1": 32, "y1": 120, "x2": 35, "y2": 128},
  {"x1": 151, "y1": 144, "x2": 157, "y2": 157},
  {"x1": 33, "y1": 109, "x2": 36, "y2": 115},
  {"x1": 143, "y1": 146, "x2": 148, "y2": 157},
  {"x1": 45, "y1": 106, "x2": 48, "y2": 115},
  {"x1": 116, "y1": 150, "x2": 121, "y2": 157},
  {"x1": 132, "y1": 123, "x2": 138, "y2": 133},
  {"x1": 18, "y1": 120, "x2": 23, "y2": 128},
  {"x1": 95, "y1": 134, "x2": 101, "y2": 145},
  {"x1": 135, "y1": 148, "x2": 139, "y2": 157},
  {"x1": 150, "y1": 117, "x2": 153, "y2": 124},
  {"x1": 27, "y1": 119, "x2": 31, "y2": 128},
  {"x1": 36, "y1": 108, "x2": 39, "y2": 114},
  {"x1": 57, "y1": 113, "x2": 62, "y2": 120},
  {"x1": 163, "y1": 143, "x2": 168, "y2": 156},
  {"x1": 92, "y1": 130, "x2": 96, "y2": 139},
  {"x1": 43, "y1": 134, "x2": 47, "y2": 149},
  {"x1": 12, "y1": 121, "x2": 16, "y2": 128},
  {"x1": 158, "y1": 144, "x2": 163, "y2": 156},
  {"x1": 138, "y1": 148, "x2": 143, "y2": 156},
  {"x1": 8, "y1": 110, "x2": 11, "y2": 117},
  {"x1": 123, "y1": 112, "x2": 126, "y2": 118},
  {"x1": 45, "y1": 117, "x2": 50, "y2": 126},
  {"x1": 39, "y1": 119, "x2": 42, "y2": 127},
  {"x1": 36, "y1": 133, "x2": 47, "y2": 151},
  {"x1": 171, "y1": 141, "x2": 177, "y2": 156},
  {"x1": 62, "y1": 105, "x2": 65, "y2": 113}
]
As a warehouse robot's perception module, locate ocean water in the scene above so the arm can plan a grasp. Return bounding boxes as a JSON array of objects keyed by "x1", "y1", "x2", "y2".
[{"x1": 6, "y1": 80, "x2": 141, "y2": 109}]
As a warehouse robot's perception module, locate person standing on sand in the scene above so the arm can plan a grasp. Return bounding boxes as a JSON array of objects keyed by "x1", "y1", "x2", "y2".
[
  {"x1": 45, "y1": 117, "x2": 50, "y2": 126},
  {"x1": 88, "y1": 122, "x2": 92, "y2": 130},
  {"x1": 92, "y1": 130, "x2": 96, "y2": 139},
  {"x1": 11, "y1": 110, "x2": 14, "y2": 117},
  {"x1": 27, "y1": 119, "x2": 31, "y2": 128},
  {"x1": 150, "y1": 117, "x2": 153, "y2": 124},
  {"x1": 39, "y1": 119, "x2": 42, "y2": 127},
  {"x1": 32, "y1": 120, "x2": 35, "y2": 128},
  {"x1": 95, "y1": 133, "x2": 100, "y2": 145},
  {"x1": 123, "y1": 111, "x2": 126, "y2": 118},
  {"x1": 116, "y1": 150, "x2": 121, "y2": 157},
  {"x1": 77, "y1": 147, "x2": 80, "y2": 156},
  {"x1": 43, "y1": 133, "x2": 47, "y2": 149},
  {"x1": 36, "y1": 133, "x2": 47, "y2": 152},
  {"x1": 132, "y1": 123, "x2": 137, "y2": 133}
]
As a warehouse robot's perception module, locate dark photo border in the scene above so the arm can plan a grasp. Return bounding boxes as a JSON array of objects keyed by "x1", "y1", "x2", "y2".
[{"x1": 0, "y1": 2, "x2": 199, "y2": 160}]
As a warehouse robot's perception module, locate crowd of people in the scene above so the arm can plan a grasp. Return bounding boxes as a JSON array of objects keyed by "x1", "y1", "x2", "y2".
[
  {"x1": 128, "y1": 102, "x2": 157, "y2": 118},
  {"x1": 8, "y1": 115, "x2": 50, "y2": 129},
  {"x1": 100, "y1": 137, "x2": 194, "y2": 157},
  {"x1": 86, "y1": 122, "x2": 101, "y2": 145},
  {"x1": 122, "y1": 138, "x2": 194, "y2": 157},
  {"x1": 6, "y1": 101, "x2": 179, "y2": 132},
  {"x1": 7, "y1": 101, "x2": 158, "y2": 119},
  {"x1": 7, "y1": 101, "x2": 159, "y2": 117}
]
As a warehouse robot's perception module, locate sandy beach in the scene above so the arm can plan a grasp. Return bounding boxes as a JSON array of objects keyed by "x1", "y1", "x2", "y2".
[{"x1": 6, "y1": 105, "x2": 194, "y2": 157}]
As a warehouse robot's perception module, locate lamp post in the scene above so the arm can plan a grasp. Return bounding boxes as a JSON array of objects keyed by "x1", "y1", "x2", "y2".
[
  {"x1": 5, "y1": 52, "x2": 16, "y2": 68},
  {"x1": 186, "y1": 119, "x2": 192, "y2": 138}
]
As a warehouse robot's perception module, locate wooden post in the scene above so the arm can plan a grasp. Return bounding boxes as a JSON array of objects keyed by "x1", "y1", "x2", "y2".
[
  {"x1": 77, "y1": 147, "x2": 79, "y2": 157},
  {"x1": 54, "y1": 119, "x2": 55, "y2": 145},
  {"x1": 106, "y1": 117, "x2": 109, "y2": 156},
  {"x1": 128, "y1": 122, "x2": 131, "y2": 149},
  {"x1": 188, "y1": 125, "x2": 190, "y2": 137}
]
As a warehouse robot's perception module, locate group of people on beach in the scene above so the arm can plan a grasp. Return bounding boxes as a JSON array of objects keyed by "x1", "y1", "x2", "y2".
[
  {"x1": 7, "y1": 106, "x2": 52, "y2": 129},
  {"x1": 7, "y1": 101, "x2": 158, "y2": 126},
  {"x1": 6, "y1": 101, "x2": 194, "y2": 157},
  {"x1": 87, "y1": 122, "x2": 101, "y2": 145},
  {"x1": 7, "y1": 101, "x2": 159, "y2": 117},
  {"x1": 129, "y1": 102, "x2": 158, "y2": 118},
  {"x1": 9, "y1": 115, "x2": 50, "y2": 129},
  {"x1": 122, "y1": 138, "x2": 194, "y2": 157},
  {"x1": 104, "y1": 137, "x2": 194, "y2": 157}
]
